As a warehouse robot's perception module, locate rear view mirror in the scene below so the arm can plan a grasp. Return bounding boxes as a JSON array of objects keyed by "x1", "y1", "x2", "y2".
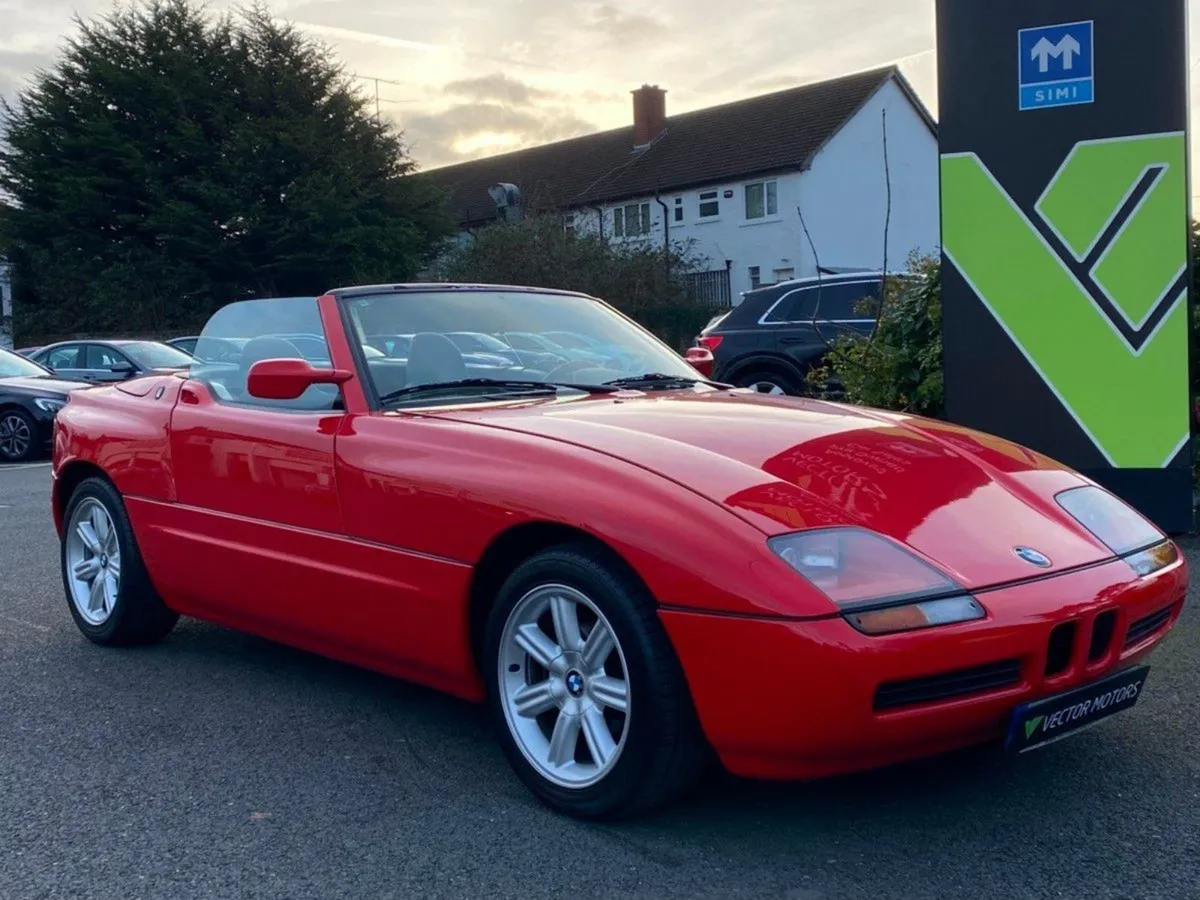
[
  {"x1": 247, "y1": 358, "x2": 353, "y2": 400},
  {"x1": 684, "y1": 346, "x2": 714, "y2": 378}
]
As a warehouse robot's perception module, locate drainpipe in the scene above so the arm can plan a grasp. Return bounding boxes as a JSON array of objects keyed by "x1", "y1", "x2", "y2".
[{"x1": 655, "y1": 192, "x2": 670, "y2": 280}]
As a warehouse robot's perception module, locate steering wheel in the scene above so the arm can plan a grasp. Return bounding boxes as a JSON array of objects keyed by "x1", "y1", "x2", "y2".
[{"x1": 544, "y1": 359, "x2": 605, "y2": 381}]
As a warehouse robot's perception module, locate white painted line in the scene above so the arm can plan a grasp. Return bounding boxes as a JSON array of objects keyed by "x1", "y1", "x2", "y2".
[{"x1": 0, "y1": 462, "x2": 52, "y2": 472}]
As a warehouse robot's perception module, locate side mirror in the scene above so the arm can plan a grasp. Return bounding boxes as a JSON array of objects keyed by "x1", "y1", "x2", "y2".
[
  {"x1": 247, "y1": 358, "x2": 353, "y2": 400},
  {"x1": 110, "y1": 361, "x2": 137, "y2": 378},
  {"x1": 684, "y1": 346, "x2": 715, "y2": 378}
]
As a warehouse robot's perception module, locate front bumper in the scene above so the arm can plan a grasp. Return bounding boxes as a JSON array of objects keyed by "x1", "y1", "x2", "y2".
[{"x1": 660, "y1": 553, "x2": 1187, "y2": 779}]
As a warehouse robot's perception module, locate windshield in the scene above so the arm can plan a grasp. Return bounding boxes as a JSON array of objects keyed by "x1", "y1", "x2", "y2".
[
  {"x1": 341, "y1": 289, "x2": 705, "y2": 397},
  {"x1": 544, "y1": 332, "x2": 591, "y2": 349},
  {"x1": 0, "y1": 347, "x2": 51, "y2": 379},
  {"x1": 447, "y1": 332, "x2": 512, "y2": 354},
  {"x1": 120, "y1": 342, "x2": 194, "y2": 369}
]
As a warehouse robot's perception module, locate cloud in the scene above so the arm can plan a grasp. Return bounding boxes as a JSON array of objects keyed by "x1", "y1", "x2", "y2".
[
  {"x1": 403, "y1": 102, "x2": 596, "y2": 166},
  {"x1": 284, "y1": 21, "x2": 441, "y2": 53},
  {"x1": 589, "y1": 4, "x2": 669, "y2": 47},
  {"x1": 442, "y1": 72, "x2": 559, "y2": 105}
]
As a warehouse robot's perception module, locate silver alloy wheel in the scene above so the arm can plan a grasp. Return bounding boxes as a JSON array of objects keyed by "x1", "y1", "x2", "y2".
[
  {"x1": 0, "y1": 412, "x2": 31, "y2": 460},
  {"x1": 498, "y1": 583, "x2": 631, "y2": 789},
  {"x1": 65, "y1": 497, "x2": 122, "y2": 626},
  {"x1": 746, "y1": 380, "x2": 786, "y2": 395}
]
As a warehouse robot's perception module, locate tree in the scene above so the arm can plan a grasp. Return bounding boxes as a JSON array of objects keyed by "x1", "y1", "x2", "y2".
[
  {"x1": 430, "y1": 214, "x2": 715, "y2": 350},
  {"x1": 0, "y1": 0, "x2": 451, "y2": 338}
]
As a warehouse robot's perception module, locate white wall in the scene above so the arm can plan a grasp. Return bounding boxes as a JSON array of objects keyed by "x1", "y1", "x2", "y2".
[
  {"x1": 796, "y1": 77, "x2": 940, "y2": 280},
  {"x1": 566, "y1": 75, "x2": 939, "y2": 299}
]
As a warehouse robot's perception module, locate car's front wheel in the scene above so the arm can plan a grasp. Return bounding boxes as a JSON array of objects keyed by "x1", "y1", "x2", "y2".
[
  {"x1": 0, "y1": 408, "x2": 37, "y2": 462},
  {"x1": 61, "y1": 476, "x2": 179, "y2": 645},
  {"x1": 485, "y1": 544, "x2": 709, "y2": 819}
]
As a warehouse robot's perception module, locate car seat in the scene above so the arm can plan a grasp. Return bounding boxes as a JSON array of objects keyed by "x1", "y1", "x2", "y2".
[{"x1": 405, "y1": 332, "x2": 466, "y2": 388}]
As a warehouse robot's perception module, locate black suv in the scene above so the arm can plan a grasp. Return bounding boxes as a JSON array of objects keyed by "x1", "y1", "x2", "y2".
[{"x1": 695, "y1": 272, "x2": 885, "y2": 395}]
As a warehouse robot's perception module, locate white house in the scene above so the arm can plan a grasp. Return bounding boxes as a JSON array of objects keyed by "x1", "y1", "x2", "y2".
[{"x1": 427, "y1": 66, "x2": 939, "y2": 302}]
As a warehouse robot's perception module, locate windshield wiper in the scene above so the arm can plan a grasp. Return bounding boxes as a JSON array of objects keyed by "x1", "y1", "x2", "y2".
[
  {"x1": 378, "y1": 378, "x2": 618, "y2": 404},
  {"x1": 603, "y1": 372, "x2": 727, "y2": 390}
]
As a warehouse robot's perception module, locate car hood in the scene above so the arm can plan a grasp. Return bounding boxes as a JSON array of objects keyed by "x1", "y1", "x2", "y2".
[
  {"x1": 443, "y1": 390, "x2": 1117, "y2": 590},
  {"x1": 0, "y1": 374, "x2": 91, "y2": 395}
]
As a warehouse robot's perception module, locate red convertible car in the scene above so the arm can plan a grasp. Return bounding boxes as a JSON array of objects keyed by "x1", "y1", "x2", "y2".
[{"x1": 50, "y1": 284, "x2": 1187, "y2": 819}]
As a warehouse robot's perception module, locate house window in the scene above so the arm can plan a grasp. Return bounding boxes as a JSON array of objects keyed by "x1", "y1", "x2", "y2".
[
  {"x1": 563, "y1": 213, "x2": 576, "y2": 236},
  {"x1": 745, "y1": 180, "x2": 778, "y2": 219},
  {"x1": 698, "y1": 191, "x2": 720, "y2": 218},
  {"x1": 749, "y1": 266, "x2": 761, "y2": 289},
  {"x1": 673, "y1": 197, "x2": 683, "y2": 223},
  {"x1": 613, "y1": 202, "x2": 651, "y2": 237},
  {"x1": 773, "y1": 267, "x2": 795, "y2": 283}
]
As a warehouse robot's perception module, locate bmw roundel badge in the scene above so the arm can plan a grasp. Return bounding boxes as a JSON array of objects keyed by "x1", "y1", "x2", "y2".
[{"x1": 1014, "y1": 546, "x2": 1052, "y2": 568}]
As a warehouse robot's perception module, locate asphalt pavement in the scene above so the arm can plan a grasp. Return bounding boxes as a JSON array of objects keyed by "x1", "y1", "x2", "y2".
[{"x1": 2, "y1": 461, "x2": 1199, "y2": 900}]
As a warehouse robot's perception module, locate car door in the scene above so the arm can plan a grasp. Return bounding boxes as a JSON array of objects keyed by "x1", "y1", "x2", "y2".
[
  {"x1": 84, "y1": 344, "x2": 137, "y2": 382},
  {"x1": 40, "y1": 344, "x2": 89, "y2": 381},
  {"x1": 757, "y1": 285, "x2": 820, "y2": 368},
  {"x1": 152, "y1": 298, "x2": 350, "y2": 637}
]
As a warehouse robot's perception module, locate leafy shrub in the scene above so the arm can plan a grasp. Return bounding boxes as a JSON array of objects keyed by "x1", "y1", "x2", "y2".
[
  {"x1": 427, "y1": 214, "x2": 720, "y2": 350},
  {"x1": 807, "y1": 252, "x2": 943, "y2": 416}
]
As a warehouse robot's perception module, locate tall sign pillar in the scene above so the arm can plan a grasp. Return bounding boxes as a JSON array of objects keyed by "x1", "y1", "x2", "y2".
[{"x1": 936, "y1": 1, "x2": 1195, "y2": 532}]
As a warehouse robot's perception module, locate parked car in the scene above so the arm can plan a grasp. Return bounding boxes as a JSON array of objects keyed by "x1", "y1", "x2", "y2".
[
  {"x1": 696, "y1": 272, "x2": 887, "y2": 395},
  {"x1": 30, "y1": 340, "x2": 193, "y2": 383},
  {"x1": 367, "y1": 333, "x2": 519, "y2": 371},
  {"x1": 14, "y1": 346, "x2": 42, "y2": 358},
  {"x1": 542, "y1": 330, "x2": 640, "y2": 367},
  {"x1": 495, "y1": 330, "x2": 610, "y2": 366},
  {"x1": 444, "y1": 331, "x2": 566, "y2": 371},
  {"x1": 0, "y1": 347, "x2": 89, "y2": 462},
  {"x1": 169, "y1": 335, "x2": 248, "y2": 363},
  {"x1": 49, "y1": 284, "x2": 1185, "y2": 821}
]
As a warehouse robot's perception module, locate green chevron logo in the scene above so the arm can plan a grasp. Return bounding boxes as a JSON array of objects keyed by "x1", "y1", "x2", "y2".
[{"x1": 941, "y1": 132, "x2": 1190, "y2": 469}]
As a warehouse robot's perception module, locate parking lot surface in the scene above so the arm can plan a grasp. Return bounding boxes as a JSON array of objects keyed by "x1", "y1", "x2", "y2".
[{"x1": 2, "y1": 462, "x2": 1199, "y2": 899}]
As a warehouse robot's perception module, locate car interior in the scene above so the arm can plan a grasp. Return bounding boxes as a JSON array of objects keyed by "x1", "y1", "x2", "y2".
[{"x1": 193, "y1": 332, "x2": 540, "y2": 410}]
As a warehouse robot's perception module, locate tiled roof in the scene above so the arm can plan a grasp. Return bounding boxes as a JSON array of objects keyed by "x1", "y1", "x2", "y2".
[{"x1": 424, "y1": 66, "x2": 928, "y2": 227}]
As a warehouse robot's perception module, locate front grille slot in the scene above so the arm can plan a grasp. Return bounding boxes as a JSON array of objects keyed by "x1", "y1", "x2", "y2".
[
  {"x1": 1124, "y1": 605, "x2": 1173, "y2": 648},
  {"x1": 1089, "y1": 610, "x2": 1117, "y2": 661},
  {"x1": 1045, "y1": 621, "x2": 1077, "y2": 676},
  {"x1": 874, "y1": 660, "x2": 1022, "y2": 711}
]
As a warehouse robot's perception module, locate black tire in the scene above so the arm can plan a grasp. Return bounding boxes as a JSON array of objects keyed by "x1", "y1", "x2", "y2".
[
  {"x1": 0, "y1": 407, "x2": 38, "y2": 463},
  {"x1": 731, "y1": 366, "x2": 801, "y2": 395},
  {"x1": 484, "y1": 543, "x2": 711, "y2": 820},
  {"x1": 60, "y1": 476, "x2": 179, "y2": 646}
]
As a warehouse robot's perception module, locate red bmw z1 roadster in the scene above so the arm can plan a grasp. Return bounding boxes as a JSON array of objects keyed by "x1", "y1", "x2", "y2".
[{"x1": 50, "y1": 284, "x2": 1187, "y2": 819}]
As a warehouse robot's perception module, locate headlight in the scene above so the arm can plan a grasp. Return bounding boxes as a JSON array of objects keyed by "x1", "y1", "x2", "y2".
[
  {"x1": 34, "y1": 397, "x2": 66, "y2": 414},
  {"x1": 1055, "y1": 486, "x2": 1176, "y2": 576},
  {"x1": 768, "y1": 527, "x2": 985, "y2": 635}
]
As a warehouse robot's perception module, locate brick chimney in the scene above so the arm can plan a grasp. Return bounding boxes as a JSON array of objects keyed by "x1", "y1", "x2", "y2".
[{"x1": 631, "y1": 84, "x2": 666, "y2": 147}]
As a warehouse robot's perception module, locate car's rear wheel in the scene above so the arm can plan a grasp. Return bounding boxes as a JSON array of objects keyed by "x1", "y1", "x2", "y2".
[
  {"x1": 0, "y1": 408, "x2": 36, "y2": 462},
  {"x1": 484, "y1": 544, "x2": 710, "y2": 820},
  {"x1": 732, "y1": 368, "x2": 799, "y2": 396},
  {"x1": 61, "y1": 476, "x2": 179, "y2": 646}
]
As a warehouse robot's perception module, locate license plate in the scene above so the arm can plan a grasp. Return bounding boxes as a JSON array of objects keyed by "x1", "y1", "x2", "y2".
[{"x1": 1005, "y1": 665, "x2": 1150, "y2": 753}]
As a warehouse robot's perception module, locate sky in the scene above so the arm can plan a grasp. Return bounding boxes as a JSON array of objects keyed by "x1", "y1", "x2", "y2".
[{"x1": 0, "y1": 0, "x2": 1198, "y2": 186}]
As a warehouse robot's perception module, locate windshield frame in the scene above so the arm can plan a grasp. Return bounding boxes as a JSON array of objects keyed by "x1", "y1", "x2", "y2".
[
  {"x1": 333, "y1": 285, "x2": 709, "y2": 410},
  {"x1": 0, "y1": 347, "x2": 55, "y2": 379}
]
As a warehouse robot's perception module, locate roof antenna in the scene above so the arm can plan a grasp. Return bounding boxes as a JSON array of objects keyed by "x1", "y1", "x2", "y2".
[{"x1": 488, "y1": 183, "x2": 524, "y2": 222}]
